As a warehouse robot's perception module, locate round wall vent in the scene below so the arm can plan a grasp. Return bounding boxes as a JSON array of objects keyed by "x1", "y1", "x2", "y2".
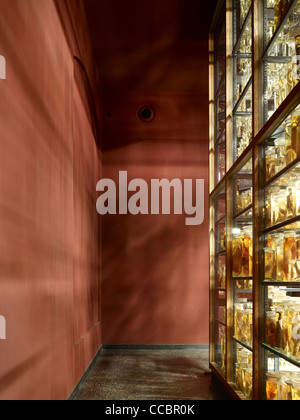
[{"x1": 137, "y1": 106, "x2": 155, "y2": 123}]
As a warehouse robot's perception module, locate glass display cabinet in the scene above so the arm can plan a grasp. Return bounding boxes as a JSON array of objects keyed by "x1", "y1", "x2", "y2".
[{"x1": 209, "y1": 0, "x2": 300, "y2": 400}]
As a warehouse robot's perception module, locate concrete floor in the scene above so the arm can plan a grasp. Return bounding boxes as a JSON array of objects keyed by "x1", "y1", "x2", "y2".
[{"x1": 71, "y1": 348, "x2": 232, "y2": 400}]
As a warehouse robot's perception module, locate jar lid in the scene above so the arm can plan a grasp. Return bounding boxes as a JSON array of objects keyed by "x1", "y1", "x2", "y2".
[
  {"x1": 274, "y1": 138, "x2": 286, "y2": 146},
  {"x1": 267, "y1": 372, "x2": 280, "y2": 379}
]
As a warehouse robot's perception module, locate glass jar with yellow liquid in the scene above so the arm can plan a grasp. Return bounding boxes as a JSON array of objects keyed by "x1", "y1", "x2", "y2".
[
  {"x1": 266, "y1": 147, "x2": 277, "y2": 181},
  {"x1": 286, "y1": 116, "x2": 298, "y2": 165},
  {"x1": 275, "y1": 305, "x2": 284, "y2": 348},
  {"x1": 285, "y1": 380, "x2": 294, "y2": 400},
  {"x1": 292, "y1": 380, "x2": 300, "y2": 400},
  {"x1": 266, "y1": 190, "x2": 272, "y2": 227},
  {"x1": 266, "y1": 372, "x2": 279, "y2": 400},
  {"x1": 242, "y1": 226, "x2": 253, "y2": 277},
  {"x1": 291, "y1": 110, "x2": 300, "y2": 157},
  {"x1": 234, "y1": 303, "x2": 244, "y2": 341},
  {"x1": 232, "y1": 231, "x2": 243, "y2": 277},
  {"x1": 286, "y1": 180, "x2": 297, "y2": 219},
  {"x1": 245, "y1": 368, "x2": 252, "y2": 399},
  {"x1": 264, "y1": 247, "x2": 276, "y2": 280},
  {"x1": 290, "y1": 305, "x2": 300, "y2": 358},
  {"x1": 242, "y1": 308, "x2": 252, "y2": 344},
  {"x1": 277, "y1": 372, "x2": 293, "y2": 400},
  {"x1": 275, "y1": 138, "x2": 286, "y2": 174},
  {"x1": 275, "y1": 234, "x2": 284, "y2": 280},
  {"x1": 273, "y1": 187, "x2": 287, "y2": 225},
  {"x1": 283, "y1": 231, "x2": 297, "y2": 281},
  {"x1": 235, "y1": 363, "x2": 243, "y2": 391},
  {"x1": 266, "y1": 311, "x2": 277, "y2": 347},
  {"x1": 282, "y1": 302, "x2": 294, "y2": 354}
]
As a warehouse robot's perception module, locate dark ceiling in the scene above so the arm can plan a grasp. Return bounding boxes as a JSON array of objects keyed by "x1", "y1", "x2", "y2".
[{"x1": 84, "y1": 0, "x2": 218, "y2": 92}]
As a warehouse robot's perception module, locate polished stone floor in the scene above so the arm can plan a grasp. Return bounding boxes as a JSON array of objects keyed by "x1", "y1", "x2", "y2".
[{"x1": 72, "y1": 348, "x2": 232, "y2": 400}]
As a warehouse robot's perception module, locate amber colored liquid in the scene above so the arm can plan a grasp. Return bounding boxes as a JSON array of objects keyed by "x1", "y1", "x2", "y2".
[
  {"x1": 282, "y1": 308, "x2": 291, "y2": 354},
  {"x1": 269, "y1": 158, "x2": 276, "y2": 180},
  {"x1": 275, "y1": 312, "x2": 282, "y2": 349},
  {"x1": 242, "y1": 235, "x2": 250, "y2": 277},
  {"x1": 277, "y1": 199, "x2": 287, "y2": 224},
  {"x1": 287, "y1": 188, "x2": 296, "y2": 219},
  {"x1": 266, "y1": 318, "x2": 276, "y2": 347},
  {"x1": 265, "y1": 252, "x2": 275, "y2": 280},
  {"x1": 274, "y1": 0, "x2": 283, "y2": 29},
  {"x1": 276, "y1": 246, "x2": 284, "y2": 281},
  {"x1": 266, "y1": 380, "x2": 278, "y2": 400},
  {"x1": 291, "y1": 116, "x2": 300, "y2": 157},
  {"x1": 232, "y1": 238, "x2": 242, "y2": 277},
  {"x1": 236, "y1": 367, "x2": 243, "y2": 391},
  {"x1": 249, "y1": 239, "x2": 253, "y2": 277},
  {"x1": 286, "y1": 121, "x2": 297, "y2": 165},
  {"x1": 266, "y1": 199, "x2": 271, "y2": 227},
  {"x1": 297, "y1": 239, "x2": 300, "y2": 260},
  {"x1": 235, "y1": 309, "x2": 243, "y2": 341},
  {"x1": 292, "y1": 387, "x2": 300, "y2": 401},
  {"x1": 283, "y1": 237, "x2": 297, "y2": 281}
]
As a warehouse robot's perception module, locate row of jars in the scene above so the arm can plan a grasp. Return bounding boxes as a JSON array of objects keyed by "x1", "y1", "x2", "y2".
[
  {"x1": 266, "y1": 289, "x2": 300, "y2": 359},
  {"x1": 237, "y1": 187, "x2": 252, "y2": 214},
  {"x1": 266, "y1": 371, "x2": 300, "y2": 400},
  {"x1": 265, "y1": 111, "x2": 300, "y2": 182},
  {"x1": 265, "y1": 231, "x2": 300, "y2": 282},
  {"x1": 232, "y1": 226, "x2": 253, "y2": 278},
  {"x1": 236, "y1": 116, "x2": 252, "y2": 159},
  {"x1": 266, "y1": 181, "x2": 300, "y2": 227},
  {"x1": 234, "y1": 298, "x2": 253, "y2": 345},
  {"x1": 235, "y1": 347, "x2": 253, "y2": 399}
]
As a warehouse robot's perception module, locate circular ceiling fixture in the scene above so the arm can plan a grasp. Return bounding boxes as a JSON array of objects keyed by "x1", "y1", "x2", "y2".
[{"x1": 137, "y1": 106, "x2": 156, "y2": 123}]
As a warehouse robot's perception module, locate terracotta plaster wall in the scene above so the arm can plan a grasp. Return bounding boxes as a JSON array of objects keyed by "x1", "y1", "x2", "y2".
[
  {"x1": 0, "y1": 0, "x2": 101, "y2": 400},
  {"x1": 101, "y1": 92, "x2": 210, "y2": 345}
]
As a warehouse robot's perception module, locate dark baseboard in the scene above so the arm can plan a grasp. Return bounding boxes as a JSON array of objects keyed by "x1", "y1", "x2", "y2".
[{"x1": 68, "y1": 345, "x2": 104, "y2": 401}]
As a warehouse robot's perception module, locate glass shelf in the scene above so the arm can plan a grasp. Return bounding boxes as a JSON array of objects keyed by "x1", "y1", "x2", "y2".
[{"x1": 264, "y1": 344, "x2": 300, "y2": 369}]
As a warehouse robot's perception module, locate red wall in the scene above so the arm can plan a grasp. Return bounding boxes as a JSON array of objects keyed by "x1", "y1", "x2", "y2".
[
  {"x1": 101, "y1": 92, "x2": 210, "y2": 345},
  {"x1": 86, "y1": 0, "x2": 212, "y2": 345},
  {"x1": 0, "y1": 0, "x2": 101, "y2": 400}
]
